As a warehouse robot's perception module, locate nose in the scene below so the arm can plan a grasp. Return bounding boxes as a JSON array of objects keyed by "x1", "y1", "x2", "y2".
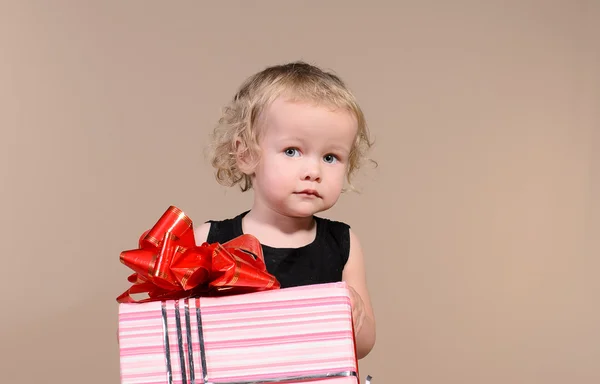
[{"x1": 302, "y1": 159, "x2": 321, "y2": 182}]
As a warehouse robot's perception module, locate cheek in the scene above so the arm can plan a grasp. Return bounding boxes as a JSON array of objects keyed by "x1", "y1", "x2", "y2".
[
  {"x1": 266, "y1": 161, "x2": 289, "y2": 181},
  {"x1": 257, "y1": 155, "x2": 294, "y2": 182},
  {"x1": 325, "y1": 166, "x2": 347, "y2": 187}
]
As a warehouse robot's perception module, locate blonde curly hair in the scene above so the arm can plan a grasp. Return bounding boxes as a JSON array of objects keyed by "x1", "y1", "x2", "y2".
[{"x1": 209, "y1": 61, "x2": 374, "y2": 192}]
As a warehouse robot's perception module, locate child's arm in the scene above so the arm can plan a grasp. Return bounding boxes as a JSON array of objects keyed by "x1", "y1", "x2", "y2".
[{"x1": 342, "y1": 229, "x2": 376, "y2": 359}]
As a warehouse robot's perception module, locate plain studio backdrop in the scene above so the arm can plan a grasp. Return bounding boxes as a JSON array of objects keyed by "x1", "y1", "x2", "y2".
[{"x1": 1, "y1": 1, "x2": 599, "y2": 384}]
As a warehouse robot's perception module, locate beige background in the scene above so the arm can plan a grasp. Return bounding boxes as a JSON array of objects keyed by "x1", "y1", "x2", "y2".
[{"x1": 1, "y1": 1, "x2": 599, "y2": 383}]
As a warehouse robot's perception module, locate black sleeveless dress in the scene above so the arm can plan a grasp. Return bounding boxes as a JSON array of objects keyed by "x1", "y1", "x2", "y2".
[{"x1": 205, "y1": 211, "x2": 351, "y2": 288}]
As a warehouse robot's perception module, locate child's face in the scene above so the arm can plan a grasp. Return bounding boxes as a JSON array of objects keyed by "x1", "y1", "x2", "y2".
[{"x1": 250, "y1": 97, "x2": 358, "y2": 218}]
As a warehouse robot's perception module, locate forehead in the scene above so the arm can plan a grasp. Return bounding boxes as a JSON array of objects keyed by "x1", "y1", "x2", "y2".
[{"x1": 260, "y1": 97, "x2": 358, "y2": 145}]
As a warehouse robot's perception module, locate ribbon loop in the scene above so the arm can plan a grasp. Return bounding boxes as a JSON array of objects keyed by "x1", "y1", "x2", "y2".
[{"x1": 117, "y1": 206, "x2": 280, "y2": 303}]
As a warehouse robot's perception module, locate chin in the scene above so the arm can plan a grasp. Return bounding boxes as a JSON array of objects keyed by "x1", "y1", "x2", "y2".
[
  {"x1": 285, "y1": 210, "x2": 317, "y2": 218},
  {"x1": 285, "y1": 204, "x2": 332, "y2": 218}
]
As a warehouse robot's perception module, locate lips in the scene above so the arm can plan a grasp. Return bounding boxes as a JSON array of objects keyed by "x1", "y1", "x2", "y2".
[{"x1": 295, "y1": 189, "x2": 321, "y2": 198}]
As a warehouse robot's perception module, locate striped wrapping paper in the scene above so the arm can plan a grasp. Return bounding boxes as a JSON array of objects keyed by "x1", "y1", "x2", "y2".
[{"x1": 118, "y1": 282, "x2": 360, "y2": 384}]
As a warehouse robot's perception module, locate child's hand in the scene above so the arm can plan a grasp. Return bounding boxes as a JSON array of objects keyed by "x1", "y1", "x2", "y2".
[{"x1": 348, "y1": 285, "x2": 366, "y2": 334}]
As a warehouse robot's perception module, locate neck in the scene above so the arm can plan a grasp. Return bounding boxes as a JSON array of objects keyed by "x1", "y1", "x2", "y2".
[{"x1": 244, "y1": 203, "x2": 315, "y2": 235}]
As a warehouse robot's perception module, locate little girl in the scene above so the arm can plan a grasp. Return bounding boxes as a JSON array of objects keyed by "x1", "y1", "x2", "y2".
[{"x1": 194, "y1": 61, "x2": 376, "y2": 359}]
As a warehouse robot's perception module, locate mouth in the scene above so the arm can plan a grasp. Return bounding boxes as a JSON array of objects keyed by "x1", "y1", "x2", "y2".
[{"x1": 295, "y1": 189, "x2": 321, "y2": 198}]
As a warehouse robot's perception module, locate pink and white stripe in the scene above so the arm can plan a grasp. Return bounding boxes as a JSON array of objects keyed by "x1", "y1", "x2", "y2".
[{"x1": 118, "y1": 282, "x2": 359, "y2": 384}]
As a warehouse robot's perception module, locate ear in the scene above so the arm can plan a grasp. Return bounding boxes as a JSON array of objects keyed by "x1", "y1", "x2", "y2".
[{"x1": 235, "y1": 139, "x2": 258, "y2": 175}]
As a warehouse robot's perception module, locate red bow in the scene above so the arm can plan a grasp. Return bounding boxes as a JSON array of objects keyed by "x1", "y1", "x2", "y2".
[{"x1": 116, "y1": 206, "x2": 280, "y2": 303}]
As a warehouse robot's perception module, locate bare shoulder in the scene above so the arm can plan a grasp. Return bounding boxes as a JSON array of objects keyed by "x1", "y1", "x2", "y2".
[
  {"x1": 347, "y1": 228, "x2": 366, "y2": 266},
  {"x1": 343, "y1": 228, "x2": 373, "y2": 311},
  {"x1": 343, "y1": 228, "x2": 368, "y2": 276},
  {"x1": 193, "y1": 221, "x2": 212, "y2": 246}
]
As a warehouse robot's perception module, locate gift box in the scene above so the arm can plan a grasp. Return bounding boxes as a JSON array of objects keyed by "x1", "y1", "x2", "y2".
[
  {"x1": 118, "y1": 282, "x2": 360, "y2": 384},
  {"x1": 116, "y1": 206, "x2": 365, "y2": 384}
]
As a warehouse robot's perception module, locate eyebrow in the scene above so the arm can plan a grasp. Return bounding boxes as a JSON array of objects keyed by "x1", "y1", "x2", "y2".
[
  {"x1": 328, "y1": 145, "x2": 351, "y2": 154},
  {"x1": 277, "y1": 136, "x2": 351, "y2": 153}
]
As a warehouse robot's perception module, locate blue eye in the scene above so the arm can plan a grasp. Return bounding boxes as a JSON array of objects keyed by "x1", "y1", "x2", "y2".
[
  {"x1": 284, "y1": 148, "x2": 300, "y2": 157},
  {"x1": 323, "y1": 154, "x2": 338, "y2": 164}
]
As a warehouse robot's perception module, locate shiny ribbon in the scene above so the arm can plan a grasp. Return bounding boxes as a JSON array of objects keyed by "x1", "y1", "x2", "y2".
[
  {"x1": 161, "y1": 298, "x2": 363, "y2": 384},
  {"x1": 117, "y1": 206, "x2": 280, "y2": 304}
]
